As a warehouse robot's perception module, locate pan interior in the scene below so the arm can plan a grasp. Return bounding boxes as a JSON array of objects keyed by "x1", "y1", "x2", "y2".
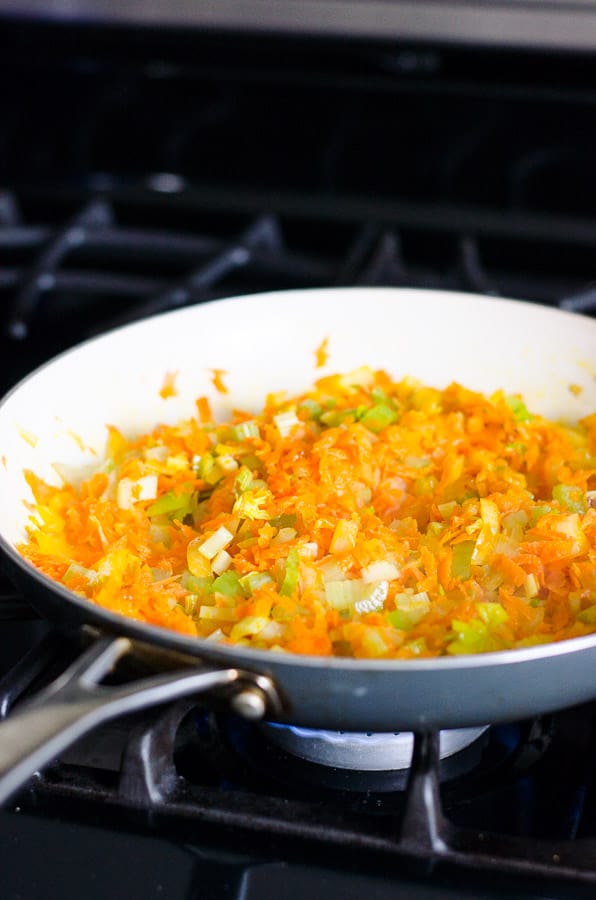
[{"x1": 0, "y1": 287, "x2": 594, "y2": 666}]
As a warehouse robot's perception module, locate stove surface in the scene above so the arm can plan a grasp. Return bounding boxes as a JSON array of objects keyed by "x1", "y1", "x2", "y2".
[{"x1": 0, "y1": 19, "x2": 596, "y2": 900}]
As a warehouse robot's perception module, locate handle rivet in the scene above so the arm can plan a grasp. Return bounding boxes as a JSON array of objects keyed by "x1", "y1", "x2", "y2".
[{"x1": 230, "y1": 686, "x2": 267, "y2": 720}]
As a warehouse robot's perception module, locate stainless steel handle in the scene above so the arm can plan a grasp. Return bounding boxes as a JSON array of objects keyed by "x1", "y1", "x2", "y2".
[{"x1": 0, "y1": 636, "x2": 279, "y2": 806}]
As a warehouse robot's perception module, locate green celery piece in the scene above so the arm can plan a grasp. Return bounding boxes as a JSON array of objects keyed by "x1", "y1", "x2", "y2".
[
  {"x1": 234, "y1": 467, "x2": 253, "y2": 494},
  {"x1": 552, "y1": 484, "x2": 586, "y2": 514},
  {"x1": 299, "y1": 399, "x2": 323, "y2": 420},
  {"x1": 451, "y1": 541, "x2": 475, "y2": 580},
  {"x1": 239, "y1": 571, "x2": 274, "y2": 595},
  {"x1": 370, "y1": 387, "x2": 388, "y2": 403},
  {"x1": 578, "y1": 605, "x2": 596, "y2": 625},
  {"x1": 414, "y1": 475, "x2": 438, "y2": 496},
  {"x1": 200, "y1": 454, "x2": 222, "y2": 486},
  {"x1": 388, "y1": 609, "x2": 422, "y2": 630},
  {"x1": 280, "y1": 548, "x2": 301, "y2": 597},
  {"x1": 181, "y1": 572, "x2": 214, "y2": 595},
  {"x1": 239, "y1": 453, "x2": 262, "y2": 471},
  {"x1": 426, "y1": 522, "x2": 444, "y2": 537},
  {"x1": 359, "y1": 402, "x2": 398, "y2": 433},
  {"x1": 212, "y1": 570, "x2": 245, "y2": 598},
  {"x1": 505, "y1": 396, "x2": 533, "y2": 423},
  {"x1": 529, "y1": 505, "x2": 553, "y2": 526},
  {"x1": 438, "y1": 501, "x2": 458, "y2": 519},
  {"x1": 319, "y1": 408, "x2": 358, "y2": 427},
  {"x1": 476, "y1": 602, "x2": 509, "y2": 627},
  {"x1": 269, "y1": 513, "x2": 298, "y2": 529},
  {"x1": 447, "y1": 618, "x2": 490, "y2": 655},
  {"x1": 147, "y1": 490, "x2": 193, "y2": 518},
  {"x1": 231, "y1": 421, "x2": 260, "y2": 441}
]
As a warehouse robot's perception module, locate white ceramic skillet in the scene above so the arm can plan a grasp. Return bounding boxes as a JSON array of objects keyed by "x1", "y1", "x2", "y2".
[{"x1": 0, "y1": 288, "x2": 594, "y2": 800}]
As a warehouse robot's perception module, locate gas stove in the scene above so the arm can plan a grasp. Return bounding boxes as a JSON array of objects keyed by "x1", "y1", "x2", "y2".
[{"x1": 1, "y1": 16, "x2": 596, "y2": 900}]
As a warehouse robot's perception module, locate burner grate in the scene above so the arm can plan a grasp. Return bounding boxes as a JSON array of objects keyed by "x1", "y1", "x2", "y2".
[
  {"x1": 1, "y1": 183, "x2": 595, "y2": 390},
  {"x1": 0, "y1": 631, "x2": 595, "y2": 893}
]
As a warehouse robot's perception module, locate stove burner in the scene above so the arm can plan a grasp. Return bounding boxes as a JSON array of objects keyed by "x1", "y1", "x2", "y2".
[{"x1": 261, "y1": 723, "x2": 489, "y2": 771}]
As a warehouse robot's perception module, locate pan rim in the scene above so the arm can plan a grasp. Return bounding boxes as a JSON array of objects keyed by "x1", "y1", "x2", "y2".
[{"x1": 1, "y1": 285, "x2": 595, "y2": 675}]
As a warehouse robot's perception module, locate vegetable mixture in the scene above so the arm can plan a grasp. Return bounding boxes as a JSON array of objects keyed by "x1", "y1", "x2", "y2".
[{"x1": 19, "y1": 368, "x2": 596, "y2": 659}]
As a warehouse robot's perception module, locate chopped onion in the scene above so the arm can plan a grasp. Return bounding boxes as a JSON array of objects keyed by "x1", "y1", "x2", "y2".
[
  {"x1": 117, "y1": 474, "x2": 158, "y2": 509},
  {"x1": 197, "y1": 525, "x2": 234, "y2": 560},
  {"x1": 361, "y1": 560, "x2": 400, "y2": 583},
  {"x1": 273, "y1": 409, "x2": 299, "y2": 437},
  {"x1": 211, "y1": 549, "x2": 232, "y2": 575}
]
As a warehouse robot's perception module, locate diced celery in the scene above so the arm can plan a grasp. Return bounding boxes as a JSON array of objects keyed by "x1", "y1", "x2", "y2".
[
  {"x1": 438, "y1": 501, "x2": 458, "y2": 520},
  {"x1": 414, "y1": 475, "x2": 438, "y2": 496},
  {"x1": 552, "y1": 484, "x2": 586, "y2": 514},
  {"x1": 231, "y1": 421, "x2": 261, "y2": 441},
  {"x1": 476, "y1": 602, "x2": 509, "y2": 627},
  {"x1": 325, "y1": 579, "x2": 388, "y2": 612},
  {"x1": 578, "y1": 605, "x2": 596, "y2": 625},
  {"x1": 529, "y1": 505, "x2": 553, "y2": 526},
  {"x1": 502, "y1": 510, "x2": 528, "y2": 540},
  {"x1": 239, "y1": 453, "x2": 262, "y2": 471},
  {"x1": 280, "y1": 548, "x2": 301, "y2": 597},
  {"x1": 272, "y1": 527, "x2": 298, "y2": 544},
  {"x1": 230, "y1": 616, "x2": 269, "y2": 642},
  {"x1": 273, "y1": 410, "x2": 300, "y2": 437},
  {"x1": 299, "y1": 398, "x2": 323, "y2": 420},
  {"x1": 405, "y1": 637, "x2": 428, "y2": 656},
  {"x1": 319, "y1": 408, "x2": 358, "y2": 427},
  {"x1": 451, "y1": 541, "x2": 475, "y2": 579},
  {"x1": 239, "y1": 571, "x2": 274, "y2": 595},
  {"x1": 359, "y1": 402, "x2": 398, "y2": 433},
  {"x1": 389, "y1": 591, "x2": 431, "y2": 629},
  {"x1": 212, "y1": 570, "x2": 244, "y2": 597},
  {"x1": 505, "y1": 396, "x2": 533, "y2": 423},
  {"x1": 325, "y1": 580, "x2": 359, "y2": 610},
  {"x1": 234, "y1": 467, "x2": 254, "y2": 494},
  {"x1": 216, "y1": 455, "x2": 239, "y2": 474},
  {"x1": 447, "y1": 618, "x2": 492, "y2": 655},
  {"x1": 181, "y1": 571, "x2": 214, "y2": 595},
  {"x1": 198, "y1": 606, "x2": 239, "y2": 622},
  {"x1": 147, "y1": 490, "x2": 193, "y2": 519},
  {"x1": 269, "y1": 513, "x2": 297, "y2": 529}
]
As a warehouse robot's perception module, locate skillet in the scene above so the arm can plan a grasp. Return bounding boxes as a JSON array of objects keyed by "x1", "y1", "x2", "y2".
[{"x1": 0, "y1": 287, "x2": 594, "y2": 799}]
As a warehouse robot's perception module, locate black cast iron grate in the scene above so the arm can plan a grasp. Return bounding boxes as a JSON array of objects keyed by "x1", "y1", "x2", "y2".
[{"x1": 1, "y1": 630, "x2": 596, "y2": 895}]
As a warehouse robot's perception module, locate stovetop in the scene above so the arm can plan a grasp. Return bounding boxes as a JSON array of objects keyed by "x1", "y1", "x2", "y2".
[{"x1": 1, "y1": 18, "x2": 596, "y2": 900}]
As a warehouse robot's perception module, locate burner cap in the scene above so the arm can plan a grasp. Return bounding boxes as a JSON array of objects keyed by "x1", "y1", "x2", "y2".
[{"x1": 262, "y1": 724, "x2": 488, "y2": 771}]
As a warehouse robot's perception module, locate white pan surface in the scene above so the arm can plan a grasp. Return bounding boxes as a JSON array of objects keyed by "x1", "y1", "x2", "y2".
[{"x1": 0, "y1": 288, "x2": 595, "y2": 730}]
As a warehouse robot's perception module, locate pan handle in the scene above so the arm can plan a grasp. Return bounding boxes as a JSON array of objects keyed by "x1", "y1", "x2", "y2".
[{"x1": 0, "y1": 635, "x2": 279, "y2": 806}]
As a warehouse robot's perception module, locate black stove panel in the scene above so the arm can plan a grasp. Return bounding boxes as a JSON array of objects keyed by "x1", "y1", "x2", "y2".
[{"x1": 1, "y1": 20, "x2": 596, "y2": 900}]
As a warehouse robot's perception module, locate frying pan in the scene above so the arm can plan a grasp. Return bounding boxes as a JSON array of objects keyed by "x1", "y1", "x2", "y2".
[{"x1": 0, "y1": 287, "x2": 595, "y2": 802}]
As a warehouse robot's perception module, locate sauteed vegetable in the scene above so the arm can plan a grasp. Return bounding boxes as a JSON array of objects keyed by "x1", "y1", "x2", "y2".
[{"x1": 19, "y1": 368, "x2": 596, "y2": 659}]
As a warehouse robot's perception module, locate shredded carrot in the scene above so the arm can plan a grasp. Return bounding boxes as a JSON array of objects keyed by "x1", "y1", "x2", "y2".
[
  {"x1": 209, "y1": 368, "x2": 229, "y2": 394},
  {"x1": 18, "y1": 367, "x2": 596, "y2": 659},
  {"x1": 159, "y1": 371, "x2": 178, "y2": 399},
  {"x1": 314, "y1": 337, "x2": 329, "y2": 369}
]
